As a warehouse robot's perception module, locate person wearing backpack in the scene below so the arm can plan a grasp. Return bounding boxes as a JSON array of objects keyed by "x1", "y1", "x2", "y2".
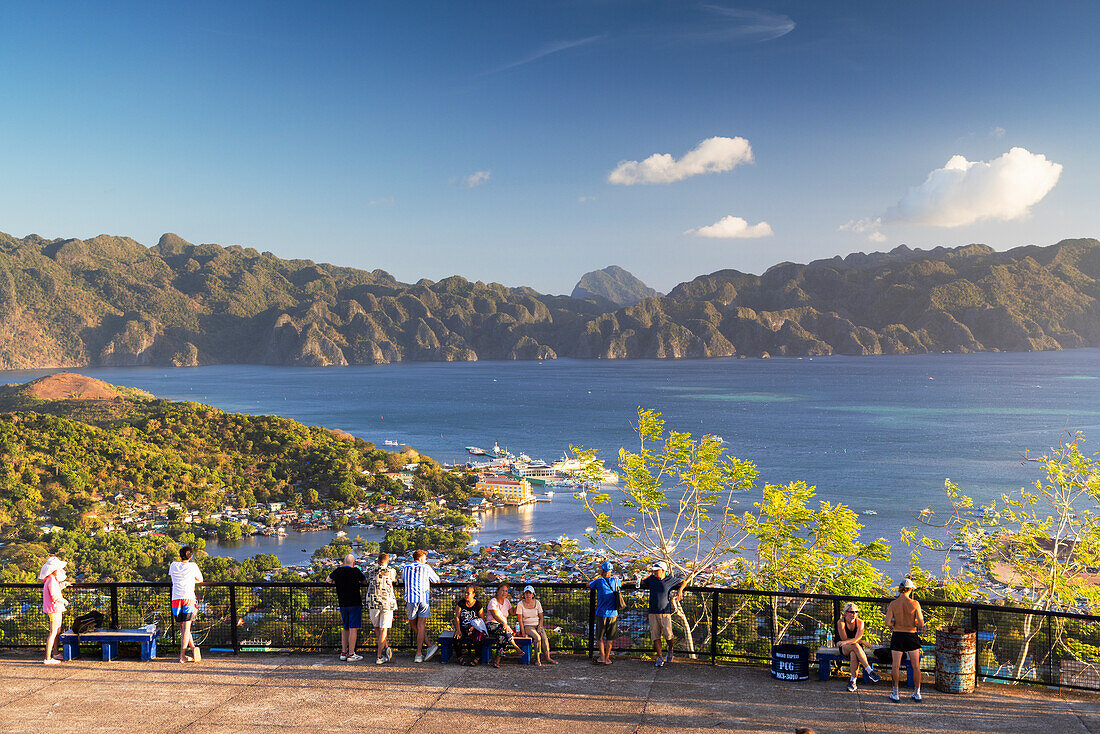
[
  {"x1": 366, "y1": 553, "x2": 397, "y2": 665},
  {"x1": 587, "y1": 561, "x2": 622, "y2": 665}
]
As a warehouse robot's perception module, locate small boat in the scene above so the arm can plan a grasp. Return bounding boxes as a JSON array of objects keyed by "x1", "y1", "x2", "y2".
[
  {"x1": 466, "y1": 446, "x2": 487, "y2": 456},
  {"x1": 862, "y1": 510, "x2": 878, "y2": 516},
  {"x1": 384, "y1": 440, "x2": 401, "y2": 447},
  {"x1": 545, "y1": 491, "x2": 554, "y2": 498}
]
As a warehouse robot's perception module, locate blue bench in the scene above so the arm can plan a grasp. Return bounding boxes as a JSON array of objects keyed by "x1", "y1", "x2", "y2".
[
  {"x1": 439, "y1": 631, "x2": 532, "y2": 664},
  {"x1": 60, "y1": 629, "x2": 157, "y2": 662},
  {"x1": 816, "y1": 647, "x2": 915, "y2": 687}
]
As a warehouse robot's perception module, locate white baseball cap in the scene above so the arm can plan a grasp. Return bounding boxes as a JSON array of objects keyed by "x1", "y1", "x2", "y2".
[{"x1": 650, "y1": 561, "x2": 668, "y2": 572}]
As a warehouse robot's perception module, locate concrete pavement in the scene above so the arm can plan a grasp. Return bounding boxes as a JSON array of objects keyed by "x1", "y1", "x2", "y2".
[{"x1": 0, "y1": 650, "x2": 1097, "y2": 733}]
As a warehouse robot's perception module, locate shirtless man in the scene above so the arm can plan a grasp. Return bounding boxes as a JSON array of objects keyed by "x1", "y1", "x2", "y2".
[{"x1": 886, "y1": 577, "x2": 924, "y2": 702}]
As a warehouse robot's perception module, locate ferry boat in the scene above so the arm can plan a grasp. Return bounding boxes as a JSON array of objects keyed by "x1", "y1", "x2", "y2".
[
  {"x1": 384, "y1": 440, "x2": 401, "y2": 447},
  {"x1": 466, "y1": 446, "x2": 487, "y2": 456}
]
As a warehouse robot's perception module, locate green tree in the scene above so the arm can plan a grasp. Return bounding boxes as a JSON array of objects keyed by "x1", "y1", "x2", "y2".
[
  {"x1": 216, "y1": 520, "x2": 243, "y2": 542},
  {"x1": 907, "y1": 433, "x2": 1100, "y2": 679}
]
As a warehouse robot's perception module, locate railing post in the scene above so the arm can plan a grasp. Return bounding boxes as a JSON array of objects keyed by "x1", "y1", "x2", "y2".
[
  {"x1": 588, "y1": 588, "x2": 596, "y2": 659},
  {"x1": 110, "y1": 584, "x2": 119, "y2": 630},
  {"x1": 229, "y1": 584, "x2": 240, "y2": 655},
  {"x1": 710, "y1": 590, "x2": 718, "y2": 665},
  {"x1": 971, "y1": 604, "x2": 980, "y2": 690},
  {"x1": 1046, "y1": 613, "x2": 1054, "y2": 686}
]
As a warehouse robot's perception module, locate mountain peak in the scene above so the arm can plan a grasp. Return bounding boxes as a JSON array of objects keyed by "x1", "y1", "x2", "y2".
[{"x1": 571, "y1": 266, "x2": 662, "y2": 308}]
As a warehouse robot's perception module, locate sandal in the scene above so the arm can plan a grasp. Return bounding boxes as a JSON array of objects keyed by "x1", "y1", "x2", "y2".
[{"x1": 491, "y1": 660, "x2": 501, "y2": 668}]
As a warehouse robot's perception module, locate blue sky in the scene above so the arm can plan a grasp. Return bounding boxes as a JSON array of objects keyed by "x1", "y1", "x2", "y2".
[{"x1": 1, "y1": 1, "x2": 1096, "y2": 293}]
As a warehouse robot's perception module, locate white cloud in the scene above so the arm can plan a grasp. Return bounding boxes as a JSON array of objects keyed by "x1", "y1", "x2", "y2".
[
  {"x1": 608, "y1": 136, "x2": 753, "y2": 185},
  {"x1": 367, "y1": 197, "x2": 395, "y2": 207},
  {"x1": 463, "y1": 170, "x2": 491, "y2": 188},
  {"x1": 990, "y1": 126, "x2": 1006, "y2": 139},
  {"x1": 685, "y1": 215, "x2": 773, "y2": 239},
  {"x1": 882, "y1": 147, "x2": 1062, "y2": 227},
  {"x1": 578, "y1": 195, "x2": 596, "y2": 203},
  {"x1": 839, "y1": 217, "x2": 886, "y2": 242}
]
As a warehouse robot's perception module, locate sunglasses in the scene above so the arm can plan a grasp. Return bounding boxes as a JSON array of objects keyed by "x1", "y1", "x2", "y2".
[{"x1": 845, "y1": 609, "x2": 859, "y2": 614}]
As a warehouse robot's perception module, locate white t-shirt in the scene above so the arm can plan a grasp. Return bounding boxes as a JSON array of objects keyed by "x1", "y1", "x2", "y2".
[
  {"x1": 518, "y1": 600, "x2": 543, "y2": 628},
  {"x1": 169, "y1": 560, "x2": 204, "y2": 602},
  {"x1": 487, "y1": 597, "x2": 512, "y2": 623}
]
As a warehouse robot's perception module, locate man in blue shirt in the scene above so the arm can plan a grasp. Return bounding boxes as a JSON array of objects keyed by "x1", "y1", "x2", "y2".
[
  {"x1": 588, "y1": 561, "x2": 621, "y2": 665},
  {"x1": 401, "y1": 549, "x2": 440, "y2": 663},
  {"x1": 639, "y1": 561, "x2": 687, "y2": 667}
]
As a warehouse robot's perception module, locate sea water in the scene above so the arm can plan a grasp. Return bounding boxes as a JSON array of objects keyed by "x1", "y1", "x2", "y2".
[{"x1": 4, "y1": 350, "x2": 1099, "y2": 572}]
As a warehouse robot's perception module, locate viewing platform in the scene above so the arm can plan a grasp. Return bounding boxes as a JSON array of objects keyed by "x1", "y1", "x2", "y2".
[{"x1": 0, "y1": 651, "x2": 1096, "y2": 733}]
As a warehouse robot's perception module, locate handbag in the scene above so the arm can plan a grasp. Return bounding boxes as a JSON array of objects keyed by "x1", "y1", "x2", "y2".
[
  {"x1": 72, "y1": 610, "x2": 105, "y2": 634},
  {"x1": 612, "y1": 579, "x2": 627, "y2": 613}
]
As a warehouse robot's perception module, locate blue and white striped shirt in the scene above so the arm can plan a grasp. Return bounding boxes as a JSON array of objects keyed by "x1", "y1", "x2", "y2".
[{"x1": 401, "y1": 560, "x2": 440, "y2": 605}]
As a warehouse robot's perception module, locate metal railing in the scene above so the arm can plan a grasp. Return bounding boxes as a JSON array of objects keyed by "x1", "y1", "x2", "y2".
[{"x1": 3, "y1": 581, "x2": 1098, "y2": 691}]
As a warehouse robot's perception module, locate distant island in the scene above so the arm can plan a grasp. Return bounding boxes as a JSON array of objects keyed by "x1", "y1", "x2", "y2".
[{"x1": 0, "y1": 229, "x2": 1097, "y2": 368}]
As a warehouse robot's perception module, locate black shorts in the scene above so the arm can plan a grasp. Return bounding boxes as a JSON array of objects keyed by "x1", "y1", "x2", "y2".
[
  {"x1": 890, "y1": 631, "x2": 922, "y2": 652},
  {"x1": 595, "y1": 615, "x2": 618, "y2": 641}
]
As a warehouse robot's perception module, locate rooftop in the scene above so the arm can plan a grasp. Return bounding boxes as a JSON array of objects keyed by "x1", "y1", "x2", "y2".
[{"x1": 0, "y1": 652, "x2": 1096, "y2": 733}]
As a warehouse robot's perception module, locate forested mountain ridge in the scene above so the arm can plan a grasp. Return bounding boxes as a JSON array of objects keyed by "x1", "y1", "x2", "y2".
[{"x1": 0, "y1": 230, "x2": 1097, "y2": 367}]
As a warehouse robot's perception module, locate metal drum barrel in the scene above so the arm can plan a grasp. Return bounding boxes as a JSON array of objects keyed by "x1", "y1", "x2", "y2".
[
  {"x1": 935, "y1": 626, "x2": 976, "y2": 693},
  {"x1": 771, "y1": 644, "x2": 810, "y2": 680}
]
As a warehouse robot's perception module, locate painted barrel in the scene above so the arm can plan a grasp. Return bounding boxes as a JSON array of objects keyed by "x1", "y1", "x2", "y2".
[
  {"x1": 935, "y1": 626, "x2": 977, "y2": 694},
  {"x1": 771, "y1": 644, "x2": 810, "y2": 681}
]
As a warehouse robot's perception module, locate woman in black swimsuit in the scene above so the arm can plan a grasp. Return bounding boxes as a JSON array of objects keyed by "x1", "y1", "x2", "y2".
[{"x1": 836, "y1": 602, "x2": 880, "y2": 691}]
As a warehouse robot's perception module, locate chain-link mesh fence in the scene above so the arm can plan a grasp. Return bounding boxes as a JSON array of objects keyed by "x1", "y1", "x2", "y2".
[{"x1": 4, "y1": 581, "x2": 1099, "y2": 691}]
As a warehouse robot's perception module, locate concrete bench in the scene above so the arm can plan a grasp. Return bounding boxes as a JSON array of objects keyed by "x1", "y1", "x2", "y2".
[
  {"x1": 816, "y1": 646, "x2": 914, "y2": 687},
  {"x1": 439, "y1": 631, "x2": 532, "y2": 664},
  {"x1": 60, "y1": 629, "x2": 157, "y2": 662}
]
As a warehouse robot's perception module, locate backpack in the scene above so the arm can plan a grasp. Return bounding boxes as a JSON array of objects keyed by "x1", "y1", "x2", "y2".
[{"x1": 72, "y1": 610, "x2": 106, "y2": 634}]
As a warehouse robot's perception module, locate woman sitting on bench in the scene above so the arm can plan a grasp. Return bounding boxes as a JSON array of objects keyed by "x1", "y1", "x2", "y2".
[
  {"x1": 453, "y1": 585, "x2": 487, "y2": 666},
  {"x1": 837, "y1": 602, "x2": 881, "y2": 691}
]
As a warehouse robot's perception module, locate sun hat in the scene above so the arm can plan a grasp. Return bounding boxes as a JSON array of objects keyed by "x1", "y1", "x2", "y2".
[
  {"x1": 650, "y1": 561, "x2": 668, "y2": 572},
  {"x1": 600, "y1": 561, "x2": 613, "y2": 572},
  {"x1": 523, "y1": 585, "x2": 535, "y2": 594},
  {"x1": 900, "y1": 577, "x2": 916, "y2": 589},
  {"x1": 38, "y1": 556, "x2": 66, "y2": 581}
]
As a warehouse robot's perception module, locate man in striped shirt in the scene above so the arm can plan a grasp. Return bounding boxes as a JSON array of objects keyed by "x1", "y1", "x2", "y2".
[{"x1": 402, "y1": 549, "x2": 440, "y2": 662}]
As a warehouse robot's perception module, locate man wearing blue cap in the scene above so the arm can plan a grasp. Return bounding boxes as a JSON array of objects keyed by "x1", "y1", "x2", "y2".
[{"x1": 588, "y1": 561, "x2": 621, "y2": 665}]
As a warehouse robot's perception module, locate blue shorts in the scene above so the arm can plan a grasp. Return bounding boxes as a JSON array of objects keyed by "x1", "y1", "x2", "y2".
[
  {"x1": 406, "y1": 601, "x2": 431, "y2": 620},
  {"x1": 340, "y1": 606, "x2": 362, "y2": 630}
]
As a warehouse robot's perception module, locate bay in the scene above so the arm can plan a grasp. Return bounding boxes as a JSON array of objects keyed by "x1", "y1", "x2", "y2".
[{"x1": 5, "y1": 350, "x2": 1099, "y2": 573}]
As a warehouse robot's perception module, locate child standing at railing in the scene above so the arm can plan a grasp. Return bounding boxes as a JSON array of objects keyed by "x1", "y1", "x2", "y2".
[{"x1": 39, "y1": 556, "x2": 71, "y2": 665}]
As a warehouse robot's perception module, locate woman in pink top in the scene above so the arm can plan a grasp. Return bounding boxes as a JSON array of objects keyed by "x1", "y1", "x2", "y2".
[
  {"x1": 486, "y1": 584, "x2": 523, "y2": 668},
  {"x1": 39, "y1": 556, "x2": 72, "y2": 665}
]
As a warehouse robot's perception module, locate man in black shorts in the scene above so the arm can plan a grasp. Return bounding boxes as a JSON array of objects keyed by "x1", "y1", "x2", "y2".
[{"x1": 886, "y1": 578, "x2": 925, "y2": 702}]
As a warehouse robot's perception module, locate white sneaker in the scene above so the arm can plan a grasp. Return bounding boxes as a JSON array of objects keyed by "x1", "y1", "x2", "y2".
[
  {"x1": 847, "y1": 679, "x2": 857, "y2": 692},
  {"x1": 376, "y1": 657, "x2": 385, "y2": 665},
  {"x1": 338, "y1": 652, "x2": 347, "y2": 661},
  {"x1": 414, "y1": 654, "x2": 424, "y2": 663},
  {"x1": 346, "y1": 653, "x2": 363, "y2": 662},
  {"x1": 912, "y1": 691, "x2": 923, "y2": 702},
  {"x1": 385, "y1": 646, "x2": 393, "y2": 661},
  {"x1": 424, "y1": 644, "x2": 439, "y2": 661}
]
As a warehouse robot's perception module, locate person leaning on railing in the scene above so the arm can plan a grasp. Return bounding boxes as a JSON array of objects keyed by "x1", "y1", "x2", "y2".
[
  {"x1": 39, "y1": 556, "x2": 71, "y2": 665},
  {"x1": 836, "y1": 602, "x2": 881, "y2": 691}
]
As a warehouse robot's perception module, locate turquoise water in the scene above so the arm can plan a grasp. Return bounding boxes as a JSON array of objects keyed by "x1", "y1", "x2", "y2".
[{"x1": 5, "y1": 350, "x2": 1099, "y2": 572}]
